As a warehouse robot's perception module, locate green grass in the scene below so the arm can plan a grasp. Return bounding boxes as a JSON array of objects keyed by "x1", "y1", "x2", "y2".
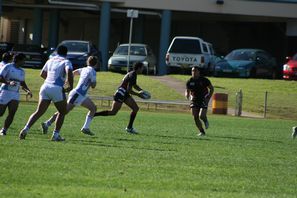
[
  {"x1": 0, "y1": 103, "x2": 297, "y2": 197},
  {"x1": 171, "y1": 75, "x2": 297, "y2": 119}
]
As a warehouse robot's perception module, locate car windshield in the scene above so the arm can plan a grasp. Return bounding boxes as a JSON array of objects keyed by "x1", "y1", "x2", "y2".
[
  {"x1": 169, "y1": 39, "x2": 202, "y2": 54},
  {"x1": 61, "y1": 42, "x2": 88, "y2": 53},
  {"x1": 225, "y1": 50, "x2": 255, "y2": 61},
  {"x1": 115, "y1": 46, "x2": 146, "y2": 56}
]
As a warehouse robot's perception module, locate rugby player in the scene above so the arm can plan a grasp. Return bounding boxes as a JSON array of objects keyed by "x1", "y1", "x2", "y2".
[
  {"x1": 185, "y1": 66, "x2": 214, "y2": 136},
  {"x1": 19, "y1": 45, "x2": 73, "y2": 141},
  {"x1": 0, "y1": 53, "x2": 32, "y2": 136},
  {"x1": 41, "y1": 56, "x2": 98, "y2": 136},
  {"x1": 94, "y1": 62, "x2": 145, "y2": 134}
]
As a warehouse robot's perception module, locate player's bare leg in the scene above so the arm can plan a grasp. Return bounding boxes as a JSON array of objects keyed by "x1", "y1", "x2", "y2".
[
  {"x1": 192, "y1": 108, "x2": 205, "y2": 136},
  {"x1": 51, "y1": 99, "x2": 68, "y2": 141},
  {"x1": 124, "y1": 97, "x2": 139, "y2": 134},
  {"x1": 199, "y1": 108, "x2": 209, "y2": 129},
  {"x1": 19, "y1": 99, "x2": 51, "y2": 139},
  {"x1": 42, "y1": 103, "x2": 75, "y2": 134},
  {"x1": 94, "y1": 100, "x2": 122, "y2": 116},
  {"x1": 0, "y1": 100, "x2": 18, "y2": 135},
  {"x1": 80, "y1": 98, "x2": 97, "y2": 135}
]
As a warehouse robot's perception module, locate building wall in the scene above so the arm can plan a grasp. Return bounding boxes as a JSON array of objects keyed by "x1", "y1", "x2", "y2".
[{"x1": 1, "y1": 0, "x2": 297, "y2": 71}]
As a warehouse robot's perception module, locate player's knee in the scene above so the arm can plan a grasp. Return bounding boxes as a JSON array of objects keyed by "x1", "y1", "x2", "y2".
[
  {"x1": 93, "y1": 105, "x2": 97, "y2": 113},
  {"x1": 133, "y1": 106, "x2": 139, "y2": 113},
  {"x1": 58, "y1": 109, "x2": 67, "y2": 115},
  {"x1": 7, "y1": 113, "x2": 16, "y2": 119},
  {"x1": 194, "y1": 115, "x2": 200, "y2": 121},
  {"x1": 89, "y1": 106, "x2": 97, "y2": 115},
  {"x1": 200, "y1": 115, "x2": 206, "y2": 120}
]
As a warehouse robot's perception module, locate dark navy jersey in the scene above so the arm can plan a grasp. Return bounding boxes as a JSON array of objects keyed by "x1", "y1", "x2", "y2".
[
  {"x1": 119, "y1": 70, "x2": 137, "y2": 90},
  {"x1": 186, "y1": 77, "x2": 211, "y2": 100}
]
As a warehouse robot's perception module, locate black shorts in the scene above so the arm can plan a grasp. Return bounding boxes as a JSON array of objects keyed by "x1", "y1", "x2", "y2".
[
  {"x1": 113, "y1": 87, "x2": 130, "y2": 103},
  {"x1": 190, "y1": 99, "x2": 208, "y2": 109}
]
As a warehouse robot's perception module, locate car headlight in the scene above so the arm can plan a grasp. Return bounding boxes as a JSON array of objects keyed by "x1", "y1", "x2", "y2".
[
  {"x1": 283, "y1": 64, "x2": 291, "y2": 71},
  {"x1": 238, "y1": 66, "x2": 246, "y2": 70},
  {"x1": 142, "y1": 61, "x2": 148, "y2": 67},
  {"x1": 215, "y1": 65, "x2": 221, "y2": 70}
]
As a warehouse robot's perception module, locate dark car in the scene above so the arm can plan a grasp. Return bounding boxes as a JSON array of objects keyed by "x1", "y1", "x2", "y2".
[
  {"x1": 283, "y1": 53, "x2": 297, "y2": 80},
  {"x1": 11, "y1": 44, "x2": 47, "y2": 68},
  {"x1": 50, "y1": 40, "x2": 101, "y2": 71},
  {"x1": 214, "y1": 49, "x2": 277, "y2": 78},
  {"x1": 0, "y1": 42, "x2": 14, "y2": 60}
]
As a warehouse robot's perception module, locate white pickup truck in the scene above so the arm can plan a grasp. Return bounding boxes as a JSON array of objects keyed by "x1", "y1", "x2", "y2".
[{"x1": 166, "y1": 36, "x2": 211, "y2": 74}]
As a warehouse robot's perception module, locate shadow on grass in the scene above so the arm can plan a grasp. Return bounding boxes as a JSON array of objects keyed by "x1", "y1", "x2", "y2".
[
  {"x1": 209, "y1": 134, "x2": 283, "y2": 144},
  {"x1": 69, "y1": 138, "x2": 178, "y2": 152},
  {"x1": 140, "y1": 133, "x2": 211, "y2": 142}
]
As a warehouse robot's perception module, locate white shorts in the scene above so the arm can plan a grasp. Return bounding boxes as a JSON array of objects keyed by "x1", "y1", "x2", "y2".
[
  {"x1": 39, "y1": 83, "x2": 66, "y2": 103},
  {"x1": 0, "y1": 90, "x2": 20, "y2": 105},
  {"x1": 67, "y1": 90, "x2": 87, "y2": 106}
]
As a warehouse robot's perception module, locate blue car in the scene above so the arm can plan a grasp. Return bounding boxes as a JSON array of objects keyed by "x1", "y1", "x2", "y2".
[
  {"x1": 214, "y1": 49, "x2": 277, "y2": 78},
  {"x1": 50, "y1": 40, "x2": 101, "y2": 71}
]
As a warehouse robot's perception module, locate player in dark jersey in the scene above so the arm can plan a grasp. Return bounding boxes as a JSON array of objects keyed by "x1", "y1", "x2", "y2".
[
  {"x1": 94, "y1": 62, "x2": 145, "y2": 134},
  {"x1": 185, "y1": 66, "x2": 214, "y2": 136}
]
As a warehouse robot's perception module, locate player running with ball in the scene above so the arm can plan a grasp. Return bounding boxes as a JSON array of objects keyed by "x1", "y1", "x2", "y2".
[{"x1": 94, "y1": 62, "x2": 150, "y2": 134}]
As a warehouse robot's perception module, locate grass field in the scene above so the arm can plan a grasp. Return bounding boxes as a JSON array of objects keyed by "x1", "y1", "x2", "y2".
[
  {"x1": 1, "y1": 103, "x2": 297, "y2": 197},
  {"x1": 171, "y1": 75, "x2": 297, "y2": 119}
]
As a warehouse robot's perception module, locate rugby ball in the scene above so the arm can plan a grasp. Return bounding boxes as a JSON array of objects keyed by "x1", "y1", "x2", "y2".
[{"x1": 140, "y1": 90, "x2": 151, "y2": 100}]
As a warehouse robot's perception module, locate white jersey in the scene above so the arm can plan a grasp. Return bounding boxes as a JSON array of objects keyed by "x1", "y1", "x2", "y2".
[
  {"x1": 42, "y1": 55, "x2": 73, "y2": 87},
  {"x1": 0, "y1": 63, "x2": 25, "y2": 92},
  {"x1": 74, "y1": 66, "x2": 96, "y2": 96}
]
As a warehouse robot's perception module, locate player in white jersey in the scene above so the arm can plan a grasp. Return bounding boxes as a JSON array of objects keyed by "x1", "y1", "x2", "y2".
[
  {"x1": 19, "y1": 45, "x2": 73, "y2": 141},
  {"x1": 41, "y1": 56, "x2": 98, "y2": 135},
  {"x1": 0, "y1": 53, "x2": 32, "y2": 136},
  {"x1": 0, "y1": 52, "x2": 13, "y2": 69}
]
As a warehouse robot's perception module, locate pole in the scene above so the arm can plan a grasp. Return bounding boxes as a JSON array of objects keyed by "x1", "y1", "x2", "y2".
[
  {"x1": 127, "y1": 17, "x2": 133, "y2": 73},
  {"x1": 264, "y1": 91, "x2": 268, "y2": 118}
]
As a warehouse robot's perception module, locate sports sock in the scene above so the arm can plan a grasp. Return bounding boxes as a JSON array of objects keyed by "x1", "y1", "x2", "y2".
[
  {"x1": 94, "y1": 111, "x2": 109, "y2": 116},
  {"x1": 23, "y1": 125, "x2": 30, "y2": 132},
  {"x1": 82, "y1": 115, "x2": 93, "y2": 129},
  {"x1": 53, "y1": 130, "x2": 60, "y2": 137},
  {"x1": 45, "y1": 120, "x2": 52, "y2": 127},
  {"x1": 127, "y1": 112, "x2": 137, "y2": 129}
]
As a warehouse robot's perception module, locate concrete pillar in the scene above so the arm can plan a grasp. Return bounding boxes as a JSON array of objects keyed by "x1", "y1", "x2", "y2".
[
  {"x1": 32, "y1": 8, "x2": 43, "y2": 45},
  {"x1": 0, "y1": 0, "x2": 2, "y2": 16},
  {"x1": 158, "y1": 10, "x2": 172, "y2": 75},
  {"x1": 48, "y1": 9, "x2": 59, "y2": 48},
  {"x1": 99, "y1": 2, "x2": 111, "y2": 71}
]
